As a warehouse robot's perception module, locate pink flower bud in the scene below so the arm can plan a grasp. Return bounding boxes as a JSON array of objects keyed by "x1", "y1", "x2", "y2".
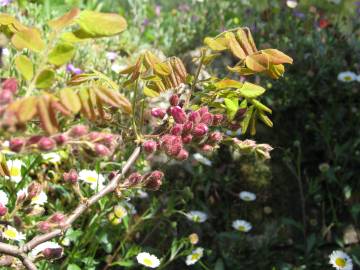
[
  {"x1": 192, "y1": 123, "x2": 208, "y2": 137},
  {"x1": 49, "y1": 213, "x2": 65, "y2": 224},
  {"x1": 182, "y1": 121, "x2": 193, "y2": 134},
  {"x1": 52, "y1": 134, "x2": 67, "y2": 145},
  {"x1": 0, "y1": 204, "x2": 7, "y2": 216},
  {"x1": 0, "y1": 90, "x2": 13, "y2": 105},
  {"x1": 200, "y1": 112, "x2": 213, "y2": 125},
  {"x1": 169, "y1": 94, "x2": 179, "y2": 106},
  {"x1": 9, "y1": 138, "x2": 24, "y2": 152},
  {"x1": 124, "y1": 172, "x2": 142, "y2": 187},
  {"x1": 209, "y1": 131, "x2": 223, "y2": 143},
  {"x1": 38, "y1": 137, "x2": 56, "y2": 151},
  {"x1": 198, "y1": 107, "x2": 209, "y2": 116},
  {"x1": 170, "y1": 124, "x2": 183, "y2": 136},
  {"x1": 182, "y1": 134, "x2": 193, "y2": 144},
  {"x1": 2, "y1": 78, "x2": 17, "y2": 93},
  {"x1": 88, "y1": 132, "x2": 102, "y2": 141},
  {"x1": 27, "y1": 182, "x2": 41, "y2": 199},
  {"x1": 43, "y1": 247, "x2": 63, "y2": 259},
  {"x1": 108, "y1": 171, "x2": 117, "y2": 180},
  {"x1": 201, "y1": 144, "x2": 214, "y2": 153},
  {"x1": 188, "y1": 111, "x2": 201, "y2": 123},
  {"x1": 26, "y1": 135, "x2": 43, "y2": 146},
  {"x1": 160, "y1": 135, "x2": 182, "y2": 156},
  {"x1": 38, "y1": 221, "x2": 52, "y2": 233},
  {"x1": 151, "y1": 108, "x2": 166, "y2": 119},
  {"x1": 143, "y1": 170, "x2": 164, "y2": 190},
  {"x1": 70, "y1": 125, "x2": 88, "y2": 137},
  {"x1": 101, "y1": 134, "x2": 114, "y2": 145},
  {"x1": 171, "y1": 106, "x2": 187, "y2": 124},
  {"x1": 94, "y1": 143, "x2": 111, "y2": 156},
  {"x1": 213, "y1": 114, "x2": 224, "y2": 125},
  {"x1": 143, "y1": 140, "x2": 157, "y2": 154},
  {"x1": 63, "y1": 169, "x2": 78, "y2": 183},
  {"x1": 175, "y1": 149, "x2": 189, "y2": 161}
]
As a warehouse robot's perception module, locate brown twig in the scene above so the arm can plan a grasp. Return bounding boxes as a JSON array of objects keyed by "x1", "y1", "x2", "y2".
[{"x1": 0, "y1": 146, "x2": 141, "y2": 270}]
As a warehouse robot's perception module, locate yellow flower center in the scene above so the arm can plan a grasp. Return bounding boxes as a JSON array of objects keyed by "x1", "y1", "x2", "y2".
[
  {"x1": 191, "y1": 253, "x2": 200, "y2": 261},
  {"x1": 335, "y1": 258, "x2": 346, "y2": 267},
  {"x1": 4, "y1": 229, "x2": 17, "y2": 239},
  {"x1": 344, "y1": 76, "x2": 352, "y2": 81},
  {"x1": 10, "y1": 167, "x2": 20, "y2": 177},
  {"x1": 32, "y1": 195, "x2": 39, "y2": 202},
  {"x1": 114, "y1": 207, "x2": 127, "y2": 218},
  {"x1": 238, "y1": 225, "x2": 246, "y2": 232},
  {"x1": 143, "y1": 258, "x2": 153, "y2": 266},
  {"x1": 86, "y1": 176, "x2": 97, "y2": 183}
]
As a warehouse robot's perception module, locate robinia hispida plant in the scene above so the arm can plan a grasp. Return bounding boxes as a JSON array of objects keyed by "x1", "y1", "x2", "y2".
[{"x1": 0, "y1": 8, "x2": 292, "y2": 269}]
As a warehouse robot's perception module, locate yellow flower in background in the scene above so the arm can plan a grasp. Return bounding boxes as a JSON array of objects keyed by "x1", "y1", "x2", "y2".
[
  {"x1": 5, "y1": 159, "x2": 25, "y2": 183},
  {"x1": 2, "y1": 225, "x2": 25, "y2": 242}
]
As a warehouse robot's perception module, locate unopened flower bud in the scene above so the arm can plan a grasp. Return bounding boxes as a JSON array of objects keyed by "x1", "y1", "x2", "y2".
[
  {"x1": 43, "y1": 247, "x2": 63, "y2": 259},
  {"x1": 38, "y1": 221, "x2": 52, "y2": 233},
  {"x1": 52, "y1": 134, "x2": 67, "y2": 145},
  {"x1": 209, "y1": 131, "x2": 223, "y2": 143},
  {"x1": 192, "y1": 123, "x2": 208, "y2": 137},
  {"x1": 182, "y1": 134, "x2": 193, "y2": 144},
  {"x1": 200, "y1": 112, "x2": 213, "y2": 125},
  {"x1": 0, "y1": 89, "x2": 13, "y2": 105},
  {"x1": 108, "y1": 171, "x2": 117, "y2": 180},
  {"x1": 201, "y1": 144, "x2": 213, "y2": 153},
  {"x1": 38, "y1": 137, "x2": 56, "y2": 151},
  {"x1": 143, "y1": 140, "x2": 157, "y2": 154},
  {"x1": 0, "y1": 204, "x2": 7, "y2": 216},
  {"x1": 94, "y1": 143, "x2": 111, "y2": 156},
  {"x1": 188, "y1": 111, "x2": 201, "y2": 123},
  {"x1": 170, "y1": 124, "x2": 183, "y2": 136},
  {"x1": 124, "y1": 172, "x2": 142, "y2": 187},
  {"x1": 151, "y1": 108, "x2": 166, "y2": 119},
  {"x1": 70, "y1": 125, "x2": 88, "y2": 137},
  {"x1": 198, "y1": 107, "x2": 209, "y2": 116},
  {"x1": 143, "y1": 170, "x2": 164, "y2": 190},
  {"x1": 27, "y1": 182, "x2": 41, "y2": 199},
  {"x1": 9, "y1": 138, "x2": 24, "y2": 152},
  {"x1": 213, "y1": 114, "x2": 224, "y2": 125},
  {"x1": 182, "y1": 121, "x2": 193, "y2": 134},
  {"x1": 169, "y1": 94, "x2": 179, "y2": 106},
  {"x1": 88, "y1": 131, "x2": 102, "y2": 141},
  {"x1": 189, "y1": 233, "x2": 199, "y2": 245},
  {"x1": 63, "y1": 169, "x2": 78, "y2": 183},
  {"x1": 160, "y1": 135, "x2": 182, "y2": 156},
  {"x1": 175, "y1": 149, "x2": 189, "y2": 161},
  {"x1": 2, "y1": 78, "x2": 17, "y2": 93},
  {"x1": 49, "y1": 213, "x2": 65, "y2": 224},
  {"x1": 171, "y1": 106, "x2": 187, "y2": 124}
]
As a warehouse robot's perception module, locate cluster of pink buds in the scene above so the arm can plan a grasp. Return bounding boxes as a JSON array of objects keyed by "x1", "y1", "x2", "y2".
[
  {"x1": 63, "y1": 169, "x2": 78, "y2": 184},
  {"x1": 37, "y1": 212, "x2": 66, "y2": 233},
  {"x1": 0, "y1": 203, "x2": 7, "y2": 216},
  {"x1": 5, "y1": 125, "x2": 121, "y2": 158},
  {"x1": 121, "y1": 170, "x2": 164, "y2": 190},
  {"x1": 0, "y1": 78, "x2": 17, "y2": 106},
  {"x1": 145, "y1": 94, "x2": 224, "y2": 159}
]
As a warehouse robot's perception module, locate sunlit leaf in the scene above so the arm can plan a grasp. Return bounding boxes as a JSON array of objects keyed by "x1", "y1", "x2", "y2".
[
  {"x1": 239, "y1": 82, "x2": 266, "y2": 98},
  {"x1": 59, "y1": 88, "x2": 81, "y2": 113},
  {"x1": 35, "y1": 69, "x2": 55, "y2": 89},
  {"x1": 48, "y1": 42, "x2": 75, "y2": 66},
  {"x1": 14, "y1": 55, "x2": 33, "y2": 81},
  {"x1": 251, "y1": 99, "x2": 272, "y2": 114},
  {"x1": 11, "y1": 27, "x2": 45, "y2": 52},
  {"x1": 48, "y1": 8, "x2": 80, "y2": 30}
]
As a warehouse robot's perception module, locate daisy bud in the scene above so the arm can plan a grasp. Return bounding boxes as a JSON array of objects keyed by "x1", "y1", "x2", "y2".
[
  {"x1": 63, "y1": 169, "x2": 78, "y2": 183},
  {"x1": 38, "y1": 221, "x2": 52, "y2": 233},
  {"x1": 182, "y1": 121, "x2": 193, "y2": 134},
  {"x1": 209, "y1": 131, "x2": 223, "y2": 143},
  {"x1": 151, "y1": 108, "x2": 166, "y2": 119},
  {"x1": 49, "y1": 213, "x2": 65, "y2": 224},
  {"x1": 188, "y1": 111, "x2": 201, "y2": 123},
  {"x1": 9, "y1": 138, "x2": 24, "y2": 152},
  {"x1": 143, "y1": 140, "x2": 157, "y2": 154},
  {"x1": 2, "y1": 78, "x2": 18, "y2": 93},
  {"x1": 175, "y1": 149, "x2": 189, "y2": 161},
  {"x1": 94, "y1": 143, "x2": 111, "y2": 156},
  {"x1": 201, "y1": 144, "x2": 213, "y2": 153},
  {"x1": 143, "y1": 170, "x2": 164, "y2": 190},
  {"x1": 0, "y1": 204, "x2": 7, "y2": 216},
  {"x1": 200, "y1": 112, "x2": 213, "y2": 125},
  {"x1": 189, "y1": 233, "x2": 199, "y2": 245},
  {"x1": 169, "y1": 94, "x2": 179, "y2": 106},
  {"x1": 0, "y1": 89, "x2": 13, "y2": 105},
  {"x1": 192, "y1": 123, "x2": 208, "y2": 137},
  {"x1": 170, "y1": 124, "x2": 183, "y2": 136},
  {"x1": 160, "y1": 135, "x2": 182, "y2": 156},
  {"x1": 70, "y1": 125, "x2": 88, "y2": 137},
  {"x1": 53, "y1": 134, "x2": 67, "y2": 145},
  {"x1": 182, "y1": 134, "x2": 193, "y2": 144},
  {"x1": 38, "y1": 137, "x2": 56, "y2": 151},
  {"x1": 198, "y1": 107, "x2": 209, "y2": 116},
  {"x1": 213, "y1": 114, "x2": 224, "y2": 125},
  {"x1": 171, "y1": 106, "x2": 187, "y2": 124},
  {"x1": 125, "y1": 172, "x2": 142, "y2": 187},
  {"x1": 27, "y1": 182, "x2": 41, "y2": 199},
  {"x1": 43, "y1": 247, "x2": 63, "y2": 259}
]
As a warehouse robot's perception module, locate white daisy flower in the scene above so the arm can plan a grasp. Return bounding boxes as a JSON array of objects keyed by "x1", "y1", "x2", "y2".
[
  {"x1": 136, "y1": 252, "x2": 160, "y2": 268},
  {"x1": 186, "y1": 247, "x2": 204, "y2": 265},
  {"x1": 186, "y1": 211, "x2": 208, "y2": 223},
  {"x1": 286, "y1": 0, "x2": 298, "y2": 8},
  {"x1": 30, "y1": 191, "x2": 48, "y2": 205},
  {"x1": 2, "y1": 48, "x2": 10, "y2": 56},
  {"x1": 329, "y1": 250, "x2": 353, "y2": 270},
  {"x1": 239, "y1": 191, "x2": 256, "y2": 202},
  {"x1": 114, "y1": 205, "x2": 128, "y2": 220},
  {"x1": 232, "y1": 219, "x2": 252, "y2": 232},
  {"x1": 2, "y1": 225, "x2": 25, "y2": 242},
  {"x1": 193, "y1": 153, "x2": 212, "y2": 166},
  {"x1": 0, "y1": 190, "x2": 9, "y2": 206},
  {"x1": 337, "y1": 71, "x2": 357, "y2": 82},
  {"x1": 60, "y1": 238, "x2": 71, "y2": 247},
  {"x1": 5, "y1": 159, "x2": 24, "y2": 183},
  {"x1": 30, "y1": 241, "x2": 62, "y2": 258},
  {"x1": 111, "y1": 63, "x2": 126, "y2": 73},
  {"x1": 78, "y1": 170, "x2": 105, "y2": 190},
  {"x1": 42, "y1": 152, "x2": 61, "y2": 164}
]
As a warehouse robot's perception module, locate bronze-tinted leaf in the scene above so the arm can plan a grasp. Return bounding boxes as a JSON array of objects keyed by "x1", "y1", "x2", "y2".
[
  {"x1": 214, "y1": 79, "x2": 243, "y2": 89},
  {"x1": 17, "y1": 96, "x2": 37, "y2": 122},
  {"x1": 262, "y1": 49, "x2": 293, "y2": 65},
  {"x1": 95, "y1": 86, "x2": 132, "y2": 114},
  {"x1": 236, "y1": 28, "x2": 256, "y2": 55},
  {"x1": 79, "y1": 87, "x2": 95, "y2": 120},
  {"x1": 48, "y1": 8, "x2": 80, "y2": 30},
  {"x1": 37, "y1": 96, "x2": 58, "y2": 134},
  {"x1": 153, "y1": 62, "x2": 172, "y2": 76},
  {"x1": 59, "y1": 88, "x2": 81, "y2": 113},
  {"x1": 225, "y1": 32, "x2": 246, "y2": 60},
  {"x1": 245, "y1": 53, "x2": 269, "y2": 72},
  {"x1": 204, "y1": 37, "x2": 227, "y2": 51}
]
